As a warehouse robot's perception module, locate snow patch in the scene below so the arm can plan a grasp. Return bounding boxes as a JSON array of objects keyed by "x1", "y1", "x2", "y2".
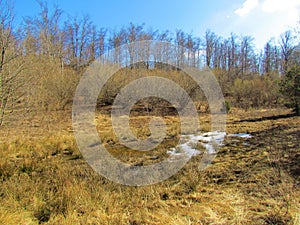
[
  {"x1": 167, "y1": 132, "x2": 252, "y2": 159},
  {"x1": 228, "y1": 133, "x2": 252, "y2": 138},
  {"x1": 167, "y1": 131, "x2": 226, "y2": 157}
]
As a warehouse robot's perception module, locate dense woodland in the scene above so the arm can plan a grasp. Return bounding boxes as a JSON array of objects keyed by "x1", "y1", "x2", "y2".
[{"x1": 0, "y1": 0, "x2": 300, "y2": 125}]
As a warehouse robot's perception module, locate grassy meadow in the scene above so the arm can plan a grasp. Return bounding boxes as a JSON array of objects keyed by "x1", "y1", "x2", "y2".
[{"x1": 0, "y1": 107, "x2": 299, "y2": 225}]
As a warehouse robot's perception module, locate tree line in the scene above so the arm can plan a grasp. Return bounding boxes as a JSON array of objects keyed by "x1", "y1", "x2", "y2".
[
  {"x1": 0, "y1": 0, "x2": 299, "y2": 125},
  {"x1": 19, "y1": 2, "x2": 299, "y2": 74}
]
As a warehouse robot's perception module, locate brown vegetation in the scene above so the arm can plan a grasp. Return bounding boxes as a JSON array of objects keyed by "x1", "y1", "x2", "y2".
[
  {"x1": 0, "y1": 108, "x2": 299, "y2": 224},
  {"x1": 0, "y1": 1, "x2": 299, "y2": 224}
]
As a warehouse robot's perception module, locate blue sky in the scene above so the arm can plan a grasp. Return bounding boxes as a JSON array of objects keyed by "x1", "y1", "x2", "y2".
[{"x1": 13, "y1": 0, "x2": 300, "y2": 50}]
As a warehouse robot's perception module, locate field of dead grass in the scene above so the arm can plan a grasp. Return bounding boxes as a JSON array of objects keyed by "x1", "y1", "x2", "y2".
[{"x1": 0, "y1": 108, "x2": 299, "y2": 224}]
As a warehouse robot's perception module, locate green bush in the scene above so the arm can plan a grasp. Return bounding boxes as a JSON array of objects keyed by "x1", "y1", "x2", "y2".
[
  {"x1": 224, "y1": 100, "x2": 231, "y2": 113},
  {"x1": 280, "y1": 66, "x2": 300, "y2": 115}
]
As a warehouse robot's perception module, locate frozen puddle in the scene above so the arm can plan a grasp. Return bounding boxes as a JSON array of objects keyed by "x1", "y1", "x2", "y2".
[
  {"x1": 228, "y1": 133, "x2": 252, "y2": 138},
  {"x1": 167, "y1": 131, "x2": 226, "y2": 157},
  {"x1": 167, "y1": 132, "x2": 252, "y2": 158}
]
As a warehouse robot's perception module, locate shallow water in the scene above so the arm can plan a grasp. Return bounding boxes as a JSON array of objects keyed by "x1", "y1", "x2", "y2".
[
  {"x1": 167, "y1": 132, "x2": 252, "y2": 158},
  {"x1": 167, "y1": 131, "x2": 226, "y2": 157}
]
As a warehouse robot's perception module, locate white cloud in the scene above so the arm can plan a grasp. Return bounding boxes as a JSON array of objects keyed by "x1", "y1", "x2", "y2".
[
  {"x1": 234, "y1": 0, "x2": 259, "y2": 16},
  {"x1": 261, "y1": 0, "x2": 300, "y2": 13},
  {"x1": 228, "y1": 0, "x2": 300, "y2": 49}
]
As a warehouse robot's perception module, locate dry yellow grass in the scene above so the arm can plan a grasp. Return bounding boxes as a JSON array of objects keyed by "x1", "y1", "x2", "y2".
[{"x1": 0, "y1": 108, "x2": 299, "y2": 224}]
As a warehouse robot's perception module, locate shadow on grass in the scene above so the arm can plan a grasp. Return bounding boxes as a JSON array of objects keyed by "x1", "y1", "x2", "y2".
[
  {"x1": 251, "y1": 124, "x2": 300, "y2": 184},
  {"x1": 236, "y1": 112, "x2": 297, "y2": 123}
]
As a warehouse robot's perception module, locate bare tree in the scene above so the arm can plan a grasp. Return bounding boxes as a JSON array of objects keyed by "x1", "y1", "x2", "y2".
[
  {"x1": 280, "y1": 30, "x2": 295, "y2": 74},
  {"x1": 97, "y1": 27, "x2": 107, "y2": 60},
  {"x1": 205, "y1": 30, "x2": 217, "y2": 68},
  {"x1": 239, "y1": 35, "x2": 254, "y2": 77},
  {"x1": 193, "y1": 37, "x2": 202, "y2": 68},
  {"x1": 0, "y1": 0, "x2": 24, "y2": 125},
  {"x1": 175, "y1": 29, "x2": 186, "y2": 68},
  {"x1": 64, "y1": 15, "x2": 92, "y2": 72},
  {"x1": 87, "y1": 24, "x2": 97, "y2": 64},
  {"x1": 109, "y1": 28, "x2": 126, "y2": 65},
  {"x1": 35, "y1": 1, "x2": 63, "y2": 58},
  {"x1": 138, "y1": 31, "x2": 154, "y2": 68},
  {"x1": 22, "y1": 25, "x2": 38, "y2": 55},
  {"x1": 125, "y1": 23, "x2": 144, "y2": 66},
  {"x1": 228, "y1": 33, "x2": 239, "y2": 76},
  {"x1": 154, "y1": 29, "x2": 172, "y2": 67},
  {"x1": 185, "y1": 33, "x2": 194, "y2": 66}
]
